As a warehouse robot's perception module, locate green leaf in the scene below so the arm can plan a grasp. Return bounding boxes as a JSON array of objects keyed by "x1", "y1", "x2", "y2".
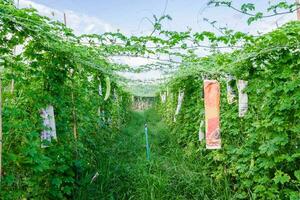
[
  {"x1": 241, "y1": 3, "x2": 255, "y2": 13},
  {"x1": 273, "y1": 170, "x2": 290, "y2": 184},
  {"x1": 294, "y1": 170, "x2": 300, "y2": 181},
  {"x1": 52, "y1": 177, "x2": 63, "y2": 187}
]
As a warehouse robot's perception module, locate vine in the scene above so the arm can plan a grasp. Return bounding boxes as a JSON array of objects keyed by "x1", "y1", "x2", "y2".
[{"x1": 0, "y1": 0, "x2": 300, "y2": 199}]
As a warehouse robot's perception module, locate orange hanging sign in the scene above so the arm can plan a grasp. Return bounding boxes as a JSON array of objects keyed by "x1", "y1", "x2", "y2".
[{"x1": 204, "y1": 80, "x2": 221, "y2": 149}]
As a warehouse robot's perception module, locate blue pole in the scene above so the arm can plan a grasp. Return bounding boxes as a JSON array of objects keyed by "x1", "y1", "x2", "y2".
[{"x1": 144, "y1": 123, "x2": 150, "y2": 161}]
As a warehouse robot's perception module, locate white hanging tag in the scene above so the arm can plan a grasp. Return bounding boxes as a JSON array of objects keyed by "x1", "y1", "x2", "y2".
[
  {"x1": 40, "y1": 105, "x2": 57, "y2": 148},
  {"x1": 226, "y1": 75, "x2": 236, "y2": 104}
]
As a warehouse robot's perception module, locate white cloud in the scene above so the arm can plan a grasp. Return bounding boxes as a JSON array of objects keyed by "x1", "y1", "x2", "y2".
[
  {"x1": 17, "y1": 0, "x2": 115, "y2": 35},
  {"x1": 63, "y1": 10, "x2": 114, "y2": 34},
  {"x1": 249, "y1": 13, "x2": 296, "y2": 34}
]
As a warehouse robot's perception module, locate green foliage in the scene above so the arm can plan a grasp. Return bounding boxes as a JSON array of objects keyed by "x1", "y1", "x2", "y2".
[
  {"x1": 157, "y1": 21, "x2": 300, "y2": 199},
  {"x1": 0, "y1": 1, "x2": 131, "y2": 199},
  {"x1": 1, "y1": 0, "x2": 300, "y2": 199},
  {"x1": 208, "y1": 0, "x2": 299, "y2": 24},
  {"x1": 80, "y1": 109, "x2": 232, "y2": 199}
]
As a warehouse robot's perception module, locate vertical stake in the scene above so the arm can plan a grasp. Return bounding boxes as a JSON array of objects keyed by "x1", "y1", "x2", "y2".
[
  {"x1": 144, "y1": 123, "x2": 150, "y2": 161},
  {"x1": 11, "y1": 0, "x2": 20, "y2": 95},
  {"x1": 10, "y1": 79, "x2": 14, "y2": 94},
  {"x1": 63, "y1": 13, "x2": 67, "y2": 27},
  {"x1": 296, "y1": 0, "x2": 300, "y2": 20},
  {"x1": 64, "y1": 13, "x2": 77, "y2": 140},
  {"x1": 0, "y1": 78, "x2": 2, "y2": 181},
  {"x1": 71, "y1": 92, "x2": 77, "y2": 139}
]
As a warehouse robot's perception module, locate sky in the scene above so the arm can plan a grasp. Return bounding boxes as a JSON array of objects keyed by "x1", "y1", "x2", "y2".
[
  {"x1": 16, "y1": 0, "x2": 297, "y2": 81},
  {"x1": 17, "y1": 0, "x2": 296, "y2": 35}
]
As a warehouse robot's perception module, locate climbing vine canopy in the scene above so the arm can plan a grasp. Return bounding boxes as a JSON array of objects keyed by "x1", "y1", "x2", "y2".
[{"x1": 0, "y1": 0, "x2": 299, "y2": 199}]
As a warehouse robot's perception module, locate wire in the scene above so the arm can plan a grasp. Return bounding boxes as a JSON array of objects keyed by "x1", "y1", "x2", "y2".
[
  {"x1": 1, "y1": 7, "x2": 300, "y2": 86},
  {"x1": 0, "y1": 11, "x2": 244, "y2": 51}
]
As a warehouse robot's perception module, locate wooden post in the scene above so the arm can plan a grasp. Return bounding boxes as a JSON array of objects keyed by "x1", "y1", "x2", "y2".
[
  {"x1": 11, "y1": 0, "x2": 20, "y2": 94},
  {"x1": 63, "y1": 13, "x2": 67, "y2": 26},
  {"x1": 64, "y1": 13, "x2": 77, "y2": 140},
  {"x1": 71, "y1": 92, "x2": 77, "y2": 139},
  {"x1": 296, "y1": 0, "x2": 300, "y2": 20},
  {"x1": 0, "y1": 78, "x2": 3, "y2": 181},
  {"x1": 10, "y1": 79, "x2": 14, "y2": 94}
]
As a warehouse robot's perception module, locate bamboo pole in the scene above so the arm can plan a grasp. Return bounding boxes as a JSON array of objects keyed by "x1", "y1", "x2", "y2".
[
  {"x1": 10, "y1": 0, "x2": 20, "y2": 95},
  {"x1": 11, "y1": 34, "x2": 15, "y2": 95},
  {"x1": 297, "y1": 0, "x2": 300, "y2": 20},
  {"x1": 71, "y1": 92, "x2": 78, "y2": 139},
  {"x1": 63, "y1": 13, "x2": 77, "y2": 139},
  {"x1": 0, "y1": 78, "x2": 3, "y2": 181},
  {"x1": 10, "y1": 79, "x2": 14, "y2": 94}
]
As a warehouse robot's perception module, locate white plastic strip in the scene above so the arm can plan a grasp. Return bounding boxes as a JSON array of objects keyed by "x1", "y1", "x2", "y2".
[
  {"x1": 226, "y1": 75, "x2": 236, "y2": 104},
  {"x1": 237, "y1": 80, "x2": 248, "y2": 117},
  {"x1": 198, "y1": 120, "x2": 204, "y2": 141},
  {"x1": 173, "y1": 90, "x2": 184, "y2": 122},
  {"x1": 160, "y1": 92, "x2": 167, "y2": 103},
  {"x1": 98, "y1": 82, "x2": 102, "y2": 96}
]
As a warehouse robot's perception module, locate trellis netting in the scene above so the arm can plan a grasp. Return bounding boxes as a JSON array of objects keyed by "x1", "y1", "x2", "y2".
[
  {"x1": 173, "y1": 90, "x2": 184, "y2": 122},
  {"x1": 237, "y1": 80, "x2": 248, "y2": 117},
  {"x1": 204, "y1": 80, "x2": 221, "y2": 149},
  {"x1": 0, "y1": 2, "x2": 133, "y2": 198},
  {"x1": 40, "y1": 105, "x2": 57, "y2": 148}
]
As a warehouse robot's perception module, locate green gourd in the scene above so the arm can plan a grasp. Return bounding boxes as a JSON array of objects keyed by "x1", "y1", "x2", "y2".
[{"x1": 104, "y1": 76, "x2": 111, "y2": 101}]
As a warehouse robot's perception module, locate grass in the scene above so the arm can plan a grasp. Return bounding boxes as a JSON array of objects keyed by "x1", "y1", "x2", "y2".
[{"x1": 77, "y1": 108, "x2": 232, "y2": 200}]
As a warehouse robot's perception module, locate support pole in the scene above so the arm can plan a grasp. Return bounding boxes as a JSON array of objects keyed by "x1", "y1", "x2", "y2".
[
  {"x1": 0, "y1": 78, "x2": 3, "y2": 181},
  {"x1": 71, "y1": 92, "x2": 78, "y2": 139},
  {"x1": 296, "y1": 0, "x2": 300, "y2": 20},
  {"x1": 144, "y1": 123, "x2": 150, "y2": 161},
  {"x1": 11, "y1": 0, "x2": 20, "y2": 95},
  {"x1": 64, "y1": 13, "x2": 67, "y2": 27},
  {"x1": 63, "y1": 13, "x2": 77, "y2": 140}
]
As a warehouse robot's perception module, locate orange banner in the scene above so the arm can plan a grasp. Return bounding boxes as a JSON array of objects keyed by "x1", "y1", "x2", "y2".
[{"x1": 204, "y1": 80, "x2": 221, "y2": 149}]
